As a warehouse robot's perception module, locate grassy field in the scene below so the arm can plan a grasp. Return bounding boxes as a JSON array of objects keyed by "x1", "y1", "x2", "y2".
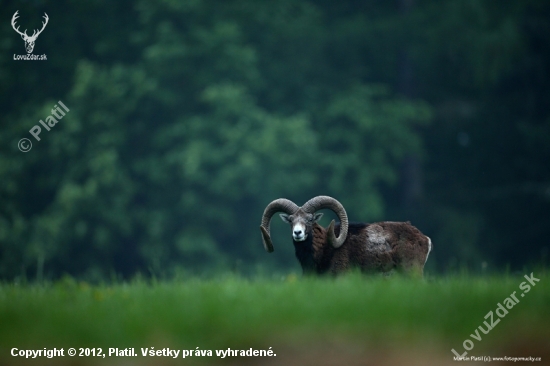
[{"x1": 0, "y1": 272, "x2": 549, "y2": 365}]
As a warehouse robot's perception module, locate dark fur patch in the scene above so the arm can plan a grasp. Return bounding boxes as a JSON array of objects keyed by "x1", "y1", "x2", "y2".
[
  {"x1": 334, "y1": 222, "x2": 368, "y2": 237},
  {"x1": 293, "y1": 232, "x2": 317, "y2": 274}
]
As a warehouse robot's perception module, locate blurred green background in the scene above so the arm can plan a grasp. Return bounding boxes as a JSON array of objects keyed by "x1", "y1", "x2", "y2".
[{"x1": 1, "y1": 0, "x2": 549, "y2": 281}]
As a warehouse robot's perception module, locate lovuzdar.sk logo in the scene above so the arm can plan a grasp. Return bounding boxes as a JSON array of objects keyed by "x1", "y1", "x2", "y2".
[{"x1": 12, "y1": 10, "x2": 48, "y2": 61}]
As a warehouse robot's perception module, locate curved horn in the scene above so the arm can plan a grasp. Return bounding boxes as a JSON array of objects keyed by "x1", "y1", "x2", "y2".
[
  {"x1": 260, "y1": 198, "x2": 299, "y2": 252},
  {"x1": 301, "y1": 195, "x2": 348, "y2": 248}
]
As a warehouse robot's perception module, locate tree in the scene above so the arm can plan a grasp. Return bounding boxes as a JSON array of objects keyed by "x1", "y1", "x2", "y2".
[{"x1": 0, "y1": 0, "x2": 431, "y2": 279}]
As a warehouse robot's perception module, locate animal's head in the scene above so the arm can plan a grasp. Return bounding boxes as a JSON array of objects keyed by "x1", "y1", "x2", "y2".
[
  {"x1": 279, "y1": 208, "x2": 323, "y2": 242},
  {"x1": 11, "y1": 11, "x2": 49, "y2": 54},
  {"x1": 260, "y1": 195, "x2": 349, "y2": 252}
]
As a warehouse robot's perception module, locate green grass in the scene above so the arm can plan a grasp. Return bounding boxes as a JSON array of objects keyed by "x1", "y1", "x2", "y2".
[{"x1": 1, "y1": 272, "x2": 549, "y2": 365}]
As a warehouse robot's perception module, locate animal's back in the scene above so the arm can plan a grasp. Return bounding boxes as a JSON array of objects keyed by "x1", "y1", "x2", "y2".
[{"x1": 332, "y1": 221, "x2": 430, "y2": 275}]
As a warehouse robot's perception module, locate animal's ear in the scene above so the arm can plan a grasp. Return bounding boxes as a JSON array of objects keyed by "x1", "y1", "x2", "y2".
[
  {"x1": 279, "y1": 213, "x2": 291, "y2": 223},
  {"x1": 313, "y1": 213, "x2": 323, "y2": 222}
]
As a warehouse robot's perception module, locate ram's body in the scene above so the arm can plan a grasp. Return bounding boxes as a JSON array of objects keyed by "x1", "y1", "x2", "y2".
[
  {"x1": 260, "y1": 196, "x2": 432, "y2": 277},
  {"x1": 294, "y1": 222, "x2": 431, "y2": 276}
]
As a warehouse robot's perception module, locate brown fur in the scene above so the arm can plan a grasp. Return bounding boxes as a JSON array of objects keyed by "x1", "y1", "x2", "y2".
[{"x1": 294, "y1": 222, "x2": 431, "y2": 276}]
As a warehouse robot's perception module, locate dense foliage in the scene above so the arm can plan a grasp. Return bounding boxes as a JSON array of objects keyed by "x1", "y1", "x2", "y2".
[{"x1": 0, "y1": 0, "x2": 548, "y2": 280}]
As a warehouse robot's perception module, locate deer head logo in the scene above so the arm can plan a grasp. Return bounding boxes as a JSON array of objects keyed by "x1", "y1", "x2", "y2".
[{"x1": 11, "y1": 11, "x2": 49, "y2": 54}]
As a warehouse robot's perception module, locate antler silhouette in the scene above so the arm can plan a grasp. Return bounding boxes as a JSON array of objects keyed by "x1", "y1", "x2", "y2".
[{"x1": 11, "y1": 11, "x2": 27, "y2": 38}]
